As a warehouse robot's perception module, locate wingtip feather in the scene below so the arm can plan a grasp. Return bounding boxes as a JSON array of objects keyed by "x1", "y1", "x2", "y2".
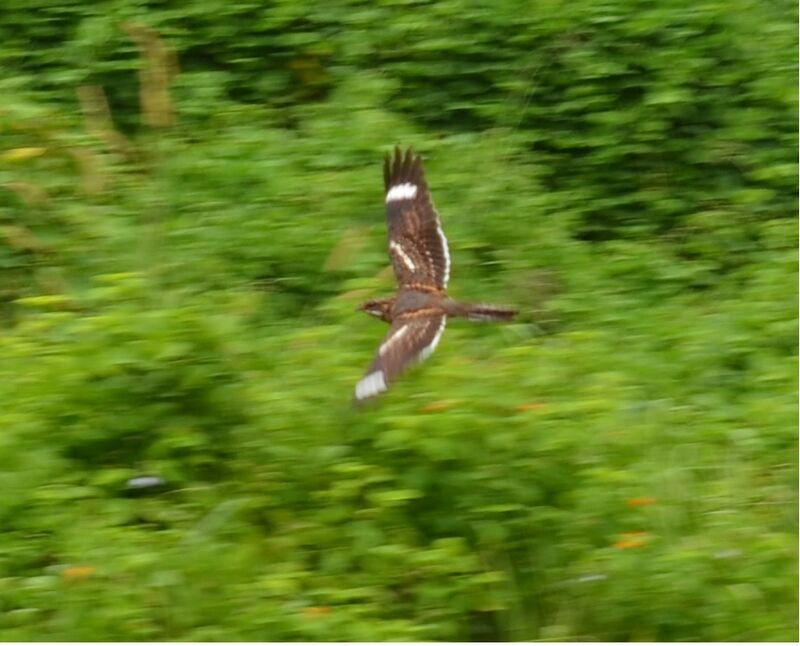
[
  {"x1": 355, "y1": 370, "x2": 387, "y2": 401},
  {"x1": 385, "y1": 146, "x2": 427, "y2": 188}
]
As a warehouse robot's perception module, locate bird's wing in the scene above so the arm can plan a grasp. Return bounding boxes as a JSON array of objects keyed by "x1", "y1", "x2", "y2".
[
  {"x1": 383, "y1": 147, "x2": 450, "y2": 290},
  {"x1": 354, "y1": 313, "x2": 447, "y2": 401}
]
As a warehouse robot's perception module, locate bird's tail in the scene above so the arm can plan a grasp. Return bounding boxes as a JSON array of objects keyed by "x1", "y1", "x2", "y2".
[{"x1": 453, "y1": 302, "x2": 517, "y2": 322}]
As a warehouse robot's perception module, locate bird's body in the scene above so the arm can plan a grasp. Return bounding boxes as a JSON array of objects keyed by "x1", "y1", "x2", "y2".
[
  {"x1": 354, "y1": 147, "x2": 516, "y2": 401},
  {"x1": 361, "y1": 290, "x2": 516, "y2": 324}
]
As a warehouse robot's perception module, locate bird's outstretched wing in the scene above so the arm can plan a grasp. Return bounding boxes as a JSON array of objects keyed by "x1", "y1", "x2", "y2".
[
  {"x1": 354, "y1": 313, "x2": 447, "y2": 401},
  {"x1": 384, "y1": 147, "x2": 450, "y2": 291}
]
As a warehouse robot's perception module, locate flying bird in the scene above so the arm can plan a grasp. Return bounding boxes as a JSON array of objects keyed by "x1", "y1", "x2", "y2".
[{"x1": 354, "y1": 147, "x2": 516, "y2": 401}]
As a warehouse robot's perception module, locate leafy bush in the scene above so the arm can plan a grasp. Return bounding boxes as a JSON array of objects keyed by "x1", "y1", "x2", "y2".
[{"x1": 2, "y1": 0, "x2": 795, "y2": 239}]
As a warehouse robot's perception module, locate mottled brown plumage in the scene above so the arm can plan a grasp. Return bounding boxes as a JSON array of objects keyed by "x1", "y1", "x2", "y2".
[{"x1": 354, "y1": 147, "x2": 516, "y2": 401}]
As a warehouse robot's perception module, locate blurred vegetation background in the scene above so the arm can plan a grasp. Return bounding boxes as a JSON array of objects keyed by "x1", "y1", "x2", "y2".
[{"x1": 0, "y1": 0, "x2": 796, "y2": 640}]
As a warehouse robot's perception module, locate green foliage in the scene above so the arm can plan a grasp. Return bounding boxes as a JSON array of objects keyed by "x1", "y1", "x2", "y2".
[
  {"x1": 0, "y1": 0, "x2": 796, "y2": 640},
  {"x1": 2, "y1": 0, "x2": 795, "y2": 237}
]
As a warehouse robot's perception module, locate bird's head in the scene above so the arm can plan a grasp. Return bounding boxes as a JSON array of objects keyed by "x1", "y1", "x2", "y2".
[{"x1": 357, "y1": 298, "x2": 394, "y2": 322}]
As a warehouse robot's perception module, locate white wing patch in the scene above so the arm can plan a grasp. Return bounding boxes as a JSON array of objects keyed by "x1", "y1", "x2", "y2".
[
  {"x1": 436, "y1": 220, "x2": 450, "y2": 287},
  {"x1": 418, "y1": 316, "x2": 447, "y2": 362},
  {"x1": 379, "y1": 324, "x2": 409, "y2": 356},
  {"x1": 355, "y1": 370, "x2": 387, "y2": 400},
  {"x1": 386, "y1": 183, "x2": 418, "y2": 202},
  {"x1": 389, "y1": 240, "x2": 416, "y2": 272}
]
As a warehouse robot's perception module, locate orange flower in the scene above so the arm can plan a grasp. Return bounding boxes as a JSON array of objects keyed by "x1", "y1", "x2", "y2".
[
  {"x1": 420, "y1": 399, "x2": 460, "y2": 413},
  {"x1": 613, "y1": 531, "x2": 648, "y2": 549},
  {"x1": 516, "y1": 402, "x2": 546, "y2": 412},
  {"x1": 62, "y1": 565, "x2": 95, "y2": 581},
  {"x1": 304, "y1": 605, "x2": 332, "y2": 618},
  {"x1": 626, "y1": 496, "x2": 656, "y2": 507}
]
